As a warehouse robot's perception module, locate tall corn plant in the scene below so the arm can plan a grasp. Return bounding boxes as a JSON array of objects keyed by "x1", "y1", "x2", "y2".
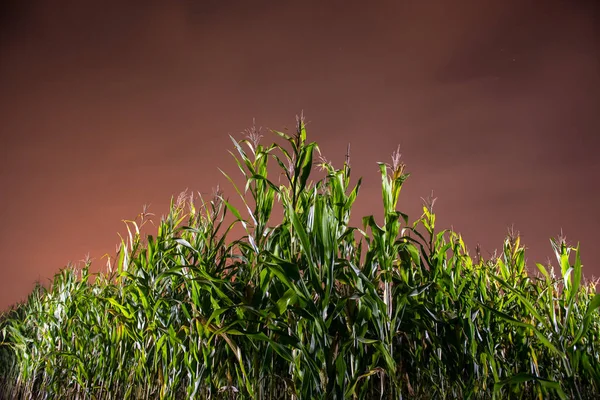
[{"x1": 1, "y1": 114, "x2": 599, "y2": 399}]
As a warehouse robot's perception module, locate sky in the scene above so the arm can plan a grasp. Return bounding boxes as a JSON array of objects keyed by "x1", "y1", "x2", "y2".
[{"x1": 0, "y1": 0, "x2": 598, "y2": 310}]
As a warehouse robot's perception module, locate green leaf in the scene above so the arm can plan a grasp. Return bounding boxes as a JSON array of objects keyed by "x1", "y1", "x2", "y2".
[
  {"x1": 493, "y1": 373, "x2": 567, "y2": 400},
  {"x1": 571, "y1": 293, "x2": 600, "y2": 346},
  {"x1": 275, "y1": 289, "x2": 297, "y2": 315}
]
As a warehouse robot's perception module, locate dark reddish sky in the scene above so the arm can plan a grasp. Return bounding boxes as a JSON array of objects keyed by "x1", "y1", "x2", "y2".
[{"x1": 1, "y1": 0, "x2": 599, "y2": 310}]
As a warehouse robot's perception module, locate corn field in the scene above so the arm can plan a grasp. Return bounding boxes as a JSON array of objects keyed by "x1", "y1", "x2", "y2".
[{"x1": 1, "y1": 116, "x2": 599, "y2": 399}]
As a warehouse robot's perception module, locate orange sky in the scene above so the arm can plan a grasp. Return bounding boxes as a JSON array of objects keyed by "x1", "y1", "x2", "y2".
[{"x1": 1, "y1": 0, "x2": 599, "y2": 310}]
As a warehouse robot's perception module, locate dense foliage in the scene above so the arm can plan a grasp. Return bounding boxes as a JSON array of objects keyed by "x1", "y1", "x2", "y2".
[{"x1": 1, "y1": 116, "x2": 599, "y2": 399}]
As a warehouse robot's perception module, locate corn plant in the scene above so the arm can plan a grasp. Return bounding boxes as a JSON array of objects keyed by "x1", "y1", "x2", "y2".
[{"x1": 1, "y1": 115, "x2": 599, "y2": 399}]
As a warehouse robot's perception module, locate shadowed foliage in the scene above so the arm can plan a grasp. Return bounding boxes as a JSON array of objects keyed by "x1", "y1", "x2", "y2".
[{"x1": 1, "y1": 116, "x2": 599, "y2": 399}]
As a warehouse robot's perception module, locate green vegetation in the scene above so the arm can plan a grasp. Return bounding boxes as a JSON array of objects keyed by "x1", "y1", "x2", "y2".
[{"x1": 1, "y1": 116, "x2": 599, "y2": 399}]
